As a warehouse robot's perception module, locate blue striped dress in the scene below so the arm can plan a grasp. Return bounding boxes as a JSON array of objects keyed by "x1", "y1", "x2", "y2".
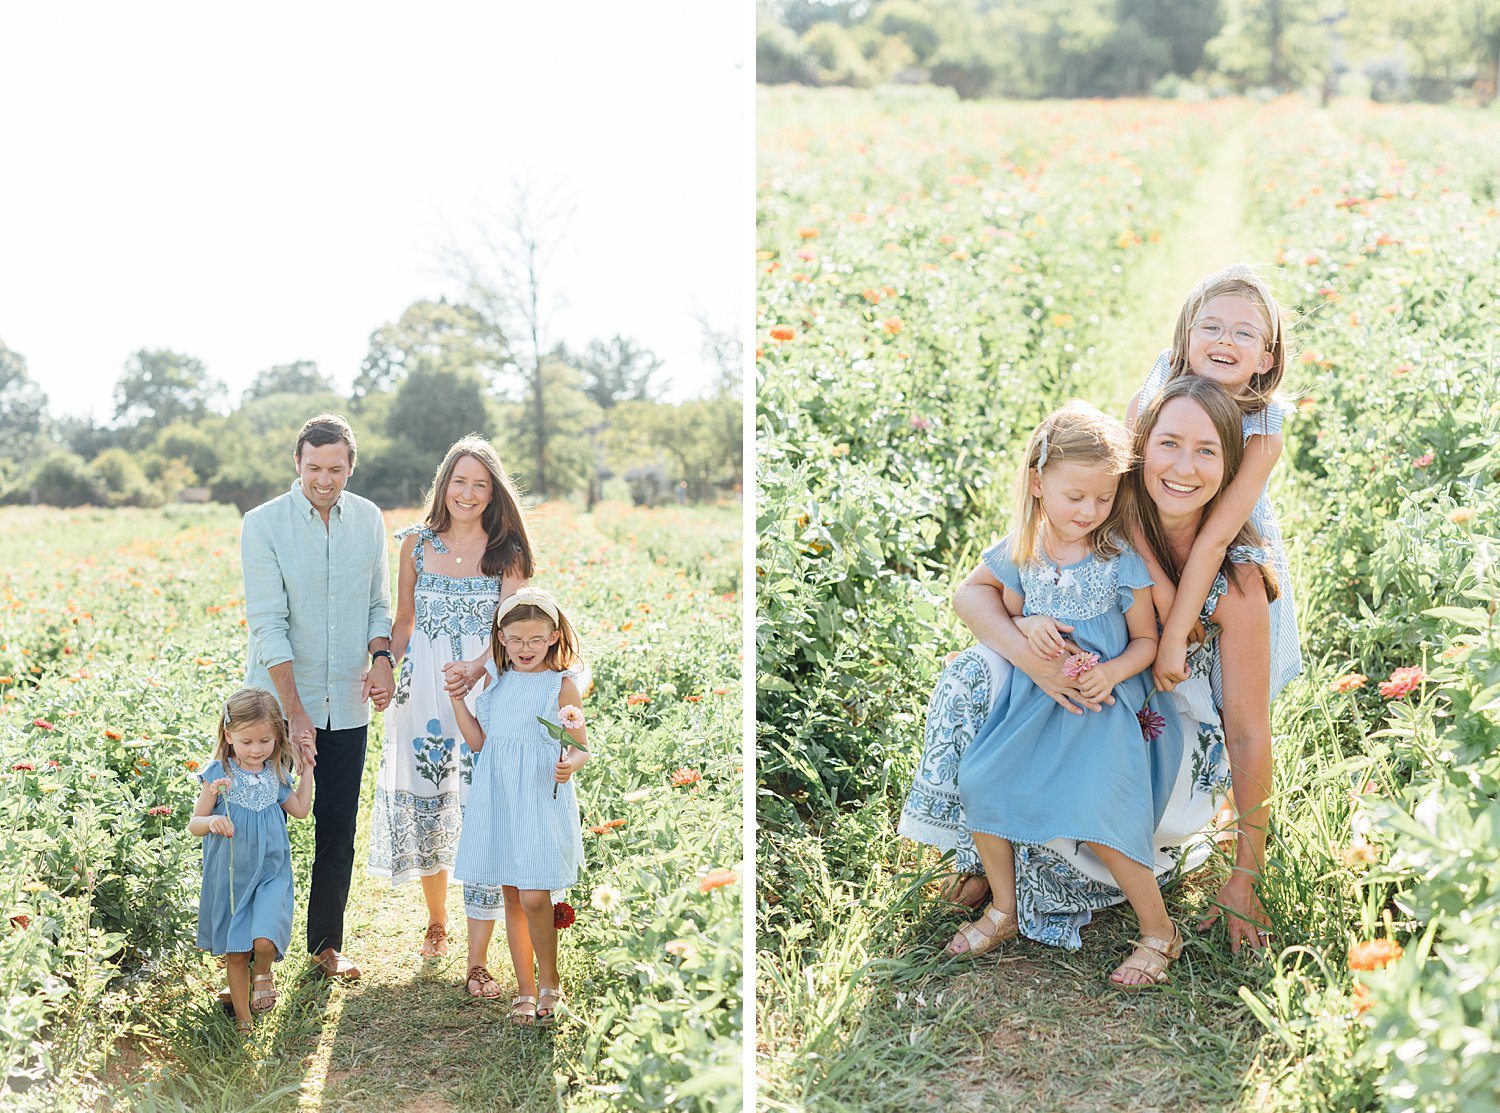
[
  {"x1": 1140, "y1": 351, "x2": 1302, "y2": 701},
  {"x1": 452, "y1": 664, "x2": 583, "y2": 906}
]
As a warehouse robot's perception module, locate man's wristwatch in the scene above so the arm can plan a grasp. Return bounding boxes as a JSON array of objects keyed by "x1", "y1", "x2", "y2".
[{"x1": 371, "y1": 650, "x2": 395, "y2": 667}]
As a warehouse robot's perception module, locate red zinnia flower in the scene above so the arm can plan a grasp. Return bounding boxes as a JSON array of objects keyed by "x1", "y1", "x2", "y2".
[
  {"x1": 11, "y1": 762, "x2": 34, "y2": 772},
  {"x1": 31, "y1": 719, "x2": 53, "y2": 731},
  {"x1": 553, "y1": 902, "x2": 576, "y2": 930}
]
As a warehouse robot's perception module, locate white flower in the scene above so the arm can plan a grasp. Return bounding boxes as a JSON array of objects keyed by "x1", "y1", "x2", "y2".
[
  {"x1": 658, "y1": 682, "x2": 678, "y2": 695},
  {"x1": 591, "y1": 885, "x2": 624, "y2": 914},
  {"x1": 622, "y1": 788, "x2": 652, "y2": 804}
]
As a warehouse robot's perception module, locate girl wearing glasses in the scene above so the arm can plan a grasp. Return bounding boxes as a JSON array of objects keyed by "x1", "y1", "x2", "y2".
[
  {"x1": 1127, "y1": 263, "x2": 1300, "y2": 709},
  {"x1": 449, "y1": 587, "x2": 588, "y2": 1025},
  {"x1": 367, "y1": 437, "x2": 534, "y2": 961}
]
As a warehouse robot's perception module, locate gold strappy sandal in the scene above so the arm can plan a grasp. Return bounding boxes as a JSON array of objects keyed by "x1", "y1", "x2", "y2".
[
  {"x1": 943, "y1": 904, "x2": 1018, "y2": 958},
  {"x1": 1110, "y1": 926, "x2": 1182, "y2": 990},
  {"x1": 511, "y1": 995, "x2": 538, "y2": 1026}
]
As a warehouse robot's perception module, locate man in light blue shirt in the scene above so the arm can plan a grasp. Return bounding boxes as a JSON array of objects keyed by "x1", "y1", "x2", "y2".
[{"x1": 241, "y1": 413, "x2": 393, "y2": 979}]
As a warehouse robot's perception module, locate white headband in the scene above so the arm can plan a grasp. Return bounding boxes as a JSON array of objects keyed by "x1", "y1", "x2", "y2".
[
  {"x1": 495, "y1": 587, "x2": 560, "y2": 626},
  {"x1": 1037, "y1": 429, "x2": 1050, "y2": 470}
]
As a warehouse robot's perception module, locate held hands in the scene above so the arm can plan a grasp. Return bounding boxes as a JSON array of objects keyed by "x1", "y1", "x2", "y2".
[
  {"x1": 295, "y1": 728, "x2": 317, "y2": 772},
  {"x1": 1016, "y1": 616, "x2": 1073, "y2": 660},
  {"x1": 554, "y1": 748, "x2": 589, "y2": 785},
  {"x1": 442, "y1": 659, "x2": 482, "y2": 698},
  {"x1": 362, "y1": 657, "x2": 395, "y2": 711},
  {"x1": 289, "y1": 710, "x2": 317, "y2": 761},
  {"x1": 208, "y1": 815, "x2": 235, "y2": 837},
  {"x1": 1011, "y1": 638, "x2": 1114, "y2": 716}
]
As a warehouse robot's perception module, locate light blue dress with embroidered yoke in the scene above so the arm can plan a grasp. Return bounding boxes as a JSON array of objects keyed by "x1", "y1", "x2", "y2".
[
  {"x1": 1140, "y1": 351, "x2": 1302, "y2": 700},
  {"x1": 957, "y1": 537, "x2": 1158, "y2": 870},
  {"x1": 452, "y1": 664, "x2": 584, "y2": 913},
  {"x1": 196, "y1": 757, "x2": 296, "y2": 958}
]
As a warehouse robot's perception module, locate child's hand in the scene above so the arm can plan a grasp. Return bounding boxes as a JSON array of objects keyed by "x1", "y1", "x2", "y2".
[
  {"x1": 1017, "y1": 615, "x2": 1073, "y2": 659},
  {"x1": 1075, "y1": 663, "x2": 1117, "y2": 704},
  {"x1": 554, "y1": 750, "x2": 588, "y2": 784},
  {"x1": 208, "y1": 815, "x2": 234, "y2": 837},
  {"x1": 1153, "y1": 638, "x2": 1190, "y2": 692},
  {"x1": 443, "y1": 661, "x2": 478, "y2": 697}
]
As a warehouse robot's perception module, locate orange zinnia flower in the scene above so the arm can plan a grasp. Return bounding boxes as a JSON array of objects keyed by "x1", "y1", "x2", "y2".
[
  {"x1": 699, "y1": 868, "x2": 738, "y2": 892},
  {"x1": 769, "y1": 326, "x2": 795, "y2": 342},
  {"x1": 1329, "y1": 673, "x2": 1366, "y2": 694},
  {"x1": 626, "y1": 693, "x2": 651, "y2": 706},
  {"x1": 671, "y1": 767, "x2": 701, "y2": 787},
  {"x1": 103, "y1": 729, "x2": 123, "y2": 741},
  {"x1": 1347, "y1": 939, "x2": 1403, "y2": 971},
  {"x1": 1378, "y1": 667, "x2": 1426, "y2": 699}
]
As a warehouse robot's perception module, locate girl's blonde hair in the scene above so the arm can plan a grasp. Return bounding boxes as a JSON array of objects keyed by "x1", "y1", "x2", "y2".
[
  {"x1": 1011, "y1": 401, "x2": 1133, "y2": 566},
  {"x1": 213, "y1": 687, "x2": 295, "y2": 785},
  {"x1": 491, "y1": 588, "x2": 582, "y2": 674},
  {"x1": 422, "y1": 436, "x2": 534, "y2": 581},
  {"x1": 1166, "y1": 262, "x2": 1289, "y2": 418},
  {"x1": 1127, "y1": 376, "x2": 1279, "y2": 602}
]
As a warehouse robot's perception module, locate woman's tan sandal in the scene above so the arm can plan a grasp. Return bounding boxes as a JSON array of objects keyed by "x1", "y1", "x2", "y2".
[
  {"x1": 510, "y1": 995, "x2": 538, "y2": 1026},
  {"x1": 466, "y1": 965, "x2": 502, "y2": 999},
  {"x1": 250, "y1": 972, "x2": 277, "y2": 1013},
  {"x1": 420, "y1": 922, "x2": 449, "y2": 957},
  {"x1": 943, "y1": 904, "x2": 1018, "y2": 958},
  {"x1": 536, "y1": 987, "x2": 566, "y2": 1026},
  {"x1": 1110, "y1": 926, "x2": 1183, "y2": 990}
]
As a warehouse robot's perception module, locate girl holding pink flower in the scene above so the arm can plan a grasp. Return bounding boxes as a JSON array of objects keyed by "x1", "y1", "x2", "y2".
[
  {"x1": 188, "y1": 687, "x2": 313, "y2": 1032},
  {"x1": 448, "y1": 587, "x2": 588, "y2": 1025}
]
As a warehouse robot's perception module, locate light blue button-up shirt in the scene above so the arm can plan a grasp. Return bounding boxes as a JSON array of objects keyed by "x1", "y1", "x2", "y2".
[{"x1": 241, "y1": 480, "x2": 393, "y2": 730}]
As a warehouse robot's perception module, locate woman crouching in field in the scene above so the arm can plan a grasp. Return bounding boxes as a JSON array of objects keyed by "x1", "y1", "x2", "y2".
[{"x1": 899, "y1": 376, "x2": 1279, "y2": 972}]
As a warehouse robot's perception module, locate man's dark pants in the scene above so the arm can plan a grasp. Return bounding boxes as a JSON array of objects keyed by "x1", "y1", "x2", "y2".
[{"x1": 306, "y1": 723, "x2": 367, "y2": 956}]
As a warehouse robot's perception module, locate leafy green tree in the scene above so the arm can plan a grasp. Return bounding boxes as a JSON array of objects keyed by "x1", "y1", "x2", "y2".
[
  {"x1": 870, "y1": 0, "x2": 942, "y2": 63},
  {"x1": 353, "y1": 299, "x2": 505, "y2": 406},
  {"x1": 150, "y1": 421, "x2": 223, "y2": 486},
  {"x1": 801, "y1": 21, "x2": 875, "y2": 85},
  {"x1": 244, "y1": 360, "x2": 333, "y2": 401},
  {"x1": 113, "y1": 349, "x2": 223, "y2": 443},
  {"x1": 569, "y1": 336, "x2": 666, "y2": 410},
  {"x1": 491, "y1": 356, "x2": 602, "y2": 499},
  {"x1": 91, "y1": 448, "x2": 162, "y2": 507},
  {"x1": 757, "y1": 18, "x2": 816, "y2": 83},
  {"x1": 0, "y1": 341, "x2": 47, "y2": 462},
  {"x1": 27, "y1": 450, "x2": 103, "y2": 507}
]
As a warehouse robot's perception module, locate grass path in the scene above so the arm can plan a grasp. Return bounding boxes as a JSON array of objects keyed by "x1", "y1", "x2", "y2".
[{"x1": 1090, "y1": 105, "x2": 1270, "y2": 412}]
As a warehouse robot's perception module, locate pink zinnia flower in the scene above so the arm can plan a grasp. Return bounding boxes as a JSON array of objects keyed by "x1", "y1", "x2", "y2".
[
  {"x1": 1062, "y1": 652, "x2": 1099, "y2": 679},
  {"x1": 1137, "y1": 706, "x2": 1166, "y2": 741},
  {"x1": 559, "y1": 705, "x2": 585, "y2": 730},
  {"x1": 1378, "y1": 666, "x2": 1426, "y2": 699},
  {"x1": 31, "y1": 719, "x2": 53, "y2": 731},
  {"x1": 1412, "y1": 452, "x2": 1434, "y2": 468},
  {"x1": 147, "y1": 805, "x2": 172, "y2": 817}
]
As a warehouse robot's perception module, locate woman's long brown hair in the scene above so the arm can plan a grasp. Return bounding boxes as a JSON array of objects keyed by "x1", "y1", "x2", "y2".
[{"x1": 422, "y1": 436, "x2": 534, "y2": 580}]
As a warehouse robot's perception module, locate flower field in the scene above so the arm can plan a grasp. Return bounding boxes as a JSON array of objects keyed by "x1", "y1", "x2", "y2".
[
  {"x1": 0, "y1": 499, "x2": 743, "y2": 1111},
  {"x1": 757, "y1": 87, "x2": 1499, "y2": 1111}
]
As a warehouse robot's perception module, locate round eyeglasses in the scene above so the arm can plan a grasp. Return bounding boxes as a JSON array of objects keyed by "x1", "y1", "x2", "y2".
[
  {"x1": 1191, "y1": 320, "x2": 1267, "y2": 349},
  {"x1": 502, "y1": 635, "x2": 552, "y2": 652}
]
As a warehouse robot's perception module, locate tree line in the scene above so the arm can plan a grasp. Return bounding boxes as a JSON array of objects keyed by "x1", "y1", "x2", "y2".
[
  {"x1": 758, "y1": 0, "x2": 1500, "y2": 104},
  {"x1": 0, "y1": 312, "x2": 740, "y2": 513}
]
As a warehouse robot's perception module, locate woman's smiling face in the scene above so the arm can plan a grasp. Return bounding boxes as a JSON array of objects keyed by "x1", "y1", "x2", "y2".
[{"x1": 1141, "y1": 397, "x2": 1226, "y2": 520}]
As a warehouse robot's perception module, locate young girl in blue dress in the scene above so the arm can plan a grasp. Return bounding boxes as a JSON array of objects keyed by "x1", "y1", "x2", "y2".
[
  {"x1": 947, "y1": 402, "x2": 1184, "y2": 989},
  {"x1": 449, "y1": 587, "x2": 588, "y2": 1025},
  {"x1": 189, "y1": 687, "x2": 314, "y2": 1031},
  {"x1": 1128, "y1": 262, "x2": 1299, "y2": 703}
]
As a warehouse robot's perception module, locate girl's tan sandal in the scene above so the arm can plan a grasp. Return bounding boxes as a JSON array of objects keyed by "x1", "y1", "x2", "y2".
[
  {"x1": 536, "y1": 987, "x2": 566, "y2": 1026},
  {"x1": 1110, "y1": 926, "x2": 1183, "y2": 990},
  {"x1": 510, "y1": 995, "x2": 538, "y2": 1026},
  {"x1": 943, "y1": 904, "x2": 1018, "y2": 958},
  {"x1": 250, "y1": 972, "x2": 277, "y2": 1012}
]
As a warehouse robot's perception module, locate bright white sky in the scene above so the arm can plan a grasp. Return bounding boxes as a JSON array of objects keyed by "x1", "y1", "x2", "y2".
[{"x1": 0, "y1": 3, "x2": 749, "y2": 422}]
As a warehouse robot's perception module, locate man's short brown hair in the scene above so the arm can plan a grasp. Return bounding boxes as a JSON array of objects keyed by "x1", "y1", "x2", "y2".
[{"x1": 295, "y1": 414, "x2": 357, "y2": 466}]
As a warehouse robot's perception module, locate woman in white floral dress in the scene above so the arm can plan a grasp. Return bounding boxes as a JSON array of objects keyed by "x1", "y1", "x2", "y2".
[{"x1": 367, "y1": 436, "x2": 533, "y2": 956}]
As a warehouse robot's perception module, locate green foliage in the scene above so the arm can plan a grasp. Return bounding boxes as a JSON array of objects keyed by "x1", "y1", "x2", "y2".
[
  {"x1": 113, "y1": 349, "x2": 223, "y2": 443},
  {"x1": 24, "y1": 450, "x2": 103, "y2": 508}
]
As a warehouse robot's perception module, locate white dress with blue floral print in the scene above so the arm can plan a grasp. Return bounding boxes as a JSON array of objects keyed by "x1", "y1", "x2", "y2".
[{"x1": 368, "y1": 528, "x2": 502, "y2": 895}]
